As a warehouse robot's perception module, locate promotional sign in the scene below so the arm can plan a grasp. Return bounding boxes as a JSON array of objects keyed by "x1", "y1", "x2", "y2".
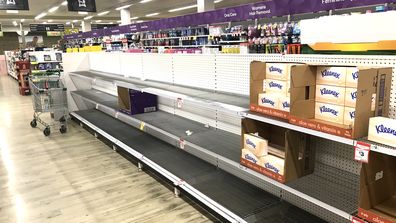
[
  {"x1": 0, "y1": 0, "x2": 29, "y2": 10},
  {"x1": 354, "y1": 141, "x2": 371, "y2": 163},
  {"x1": 30, "y1": 24, "x2": 65, "y2": 32},
  {"x1": 64, "y1": 28, "x2": 79, "y2": 35},
  {"x1": 67, "y1": 0, "x2": 96, "y2": 12},
  {"x1": 47, "y1": 31, "x2": 62, "y2": 37}
]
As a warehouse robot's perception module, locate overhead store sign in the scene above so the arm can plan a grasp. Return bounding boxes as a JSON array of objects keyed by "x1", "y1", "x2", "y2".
[
  {"x1": 30, "y1": 24, "x2": 65, "y2": 32},
  {"x1": 0, "y1": 0, "x2": 29, "y2": 10},
  {"x1": 67, "y1": 0, "x2": 96, "y2": 12},
  {"x1": 91, "y1": 24, "x2": 117, "y2": 30},
  {"x1": 65, "y1": 0, "x2": 396, "y2": 39}
]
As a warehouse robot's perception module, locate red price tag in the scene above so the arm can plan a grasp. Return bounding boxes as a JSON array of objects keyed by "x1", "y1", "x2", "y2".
[
  {"x1": 179, "y1": 138, "x2": 185, "y2": 149},
  {"x1": 354, "y1": 141, "x2": 371, "y2": 163},
  {"x1": 351, "y1": 216, "x2": 365, "y2": 223}
]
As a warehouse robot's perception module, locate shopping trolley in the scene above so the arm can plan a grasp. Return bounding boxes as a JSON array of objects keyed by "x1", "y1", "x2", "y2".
[{"x1": 29, "y1": 75, "x2": 68, "y2": 136}]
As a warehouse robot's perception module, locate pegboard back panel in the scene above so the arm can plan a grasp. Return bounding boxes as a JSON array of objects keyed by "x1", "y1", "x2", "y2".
[
  {"x1": 142, "y1": 54, "x2": 173, "y2": 83},
  {"x1": 216, "y1": 54, "x2": 250, "y2": 95},
  {"x1": 89, "y1": 52, "x2": 122, "y2": 75},
  {"x1": 120, "y1": 53, "x2": 143, "y2": 78},
  {"x1": 173, "y1": 54, "x2": 216, "y2": 91}
]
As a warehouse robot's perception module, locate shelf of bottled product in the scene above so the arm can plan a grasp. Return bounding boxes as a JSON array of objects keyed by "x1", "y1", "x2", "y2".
[{"x1": 142, "y1": 45, "x2": 221, "y2": 48}]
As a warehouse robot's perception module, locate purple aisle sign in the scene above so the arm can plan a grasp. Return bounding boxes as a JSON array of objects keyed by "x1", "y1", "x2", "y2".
[
  {"x1": 76, "y1": 33, "x2": 84, "y2": 39},
  {"x1": 64, "y1": 0, "x2": 396, "y2": 40},
  {"x1": 126, "y1": 24, "x2": 139, "y2": 33},
  {"x1": 91, "y1": 29, "x2": 104, "y2": 37}
]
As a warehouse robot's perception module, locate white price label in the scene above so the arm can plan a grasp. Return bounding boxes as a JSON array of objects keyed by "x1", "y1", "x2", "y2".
[
  {"x1": 177, "y1": 98, "x2": 183, "y2": 109},
  {"x1": 179, "y1": 139, "x2": 185, "y2": 149}
]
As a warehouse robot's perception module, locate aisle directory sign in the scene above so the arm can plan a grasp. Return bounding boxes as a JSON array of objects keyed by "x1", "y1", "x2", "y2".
[
  {"x1": 30, "y1": 24, "x2": 65, "y2": 32},
  {"x1": 67, "y1": 0, "x2": 96, "y2": 12},
  {"x1": 0, "y1": 0, "x2": 29, "y2": 10}
]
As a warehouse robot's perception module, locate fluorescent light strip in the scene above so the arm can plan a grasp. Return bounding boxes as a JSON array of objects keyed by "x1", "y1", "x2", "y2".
[
  {"x1": 146, "y1": 12, "x2": 159, "y2": 17},
  {"x1": 140, "y1": 0, "x2": 153, "y2": 3},
  {"x1": 20, "y1": 19, "x2": 25, "y2": 22},
  {"x1": 66, "y1": 21, "x2": 71, "y2": 25},
  {"x1": 95, "y1": 20, "x2": 102, "y2": 23},
  {"x1": 48, "y1": 20, "x2": 53, "y2": 22},
  {"x1": 6, "y1": 10, "x2": 18, "y2": 14},
  {"x1": 168, "y1": 0, "x2": 223, "y2": 13},
  {"x1": 72, "y1": 20, "x2": 78, "y2": 23},
  {"x1": 116, "y1": 4, "x2": 132, "y2": 10},
  {"x1": 84, "y1": 16, "x2": 93, "y2": 20},
  {"x1": 97, "y1": 11, "x2": 110, "y2": 16},
  {"x1": 35, "y1": 12, "x2": 47, "y2": 20},
  {"x1": 130, "y1": 17, "x2": 138, "y2": 20},
  {"x1": 168, "y1": 4, "x2": 196, "y2": 12},
  {"x1": 78, "y1": 11, "x2": 88, "y2": 15},
  {"x1": 13, "y1": 21, "x2": 18, "y2": 26},
  {"x1": 61, "y1": 1, "x2": 68, "y2": 6},
  {"x1": 48, "y1": 6, "x2": 59, "y2": 13}
]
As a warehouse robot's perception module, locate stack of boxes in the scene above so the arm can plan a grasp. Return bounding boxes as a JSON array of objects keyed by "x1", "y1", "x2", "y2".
[
  {"x1": 242, "y1": 134, "x2": 285, "y2": 176},
  {"x1": 258, "y1": 63, "x2": 292, "y2": 113},
  {"x1": 314, "y1": 67, "x2": 361, "y2": 127}
]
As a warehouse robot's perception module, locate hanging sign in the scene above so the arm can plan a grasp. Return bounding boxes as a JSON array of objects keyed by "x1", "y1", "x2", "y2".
[
  {"x1": 0, "y1": 0, "x2": 29, "y2": 10},
  {"x1": 67, "y1": 0, "x2": 96, "y2": 12}
]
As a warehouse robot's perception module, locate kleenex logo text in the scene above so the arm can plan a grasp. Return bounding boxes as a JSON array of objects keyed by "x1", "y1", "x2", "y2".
[
  {"x1": 352, "y1": 71, "x2": 359, "y2": 80},
  {"x1": 321, "y1": 70, "x2": 341, "y2": 79},
  {"x1": 245, "y1": 154, "x2": 258, "y2": 164},
  {"x1": 246, "y1": 139, "x2": 256, "y2": 149},
  {"x1": 350, "y1": 91, "x2": 357, "y2": 100},
  {"x1": 261, "y1": 98, "x2": 275, "y2": 106},
  {"x1": 320, "y1": 106, "x2": 338, "y2": 116},
  {"x1": 269, "y1": 81, "x2": 283, "y2": 90},
  {"x1": 320, "y1": 88, "x2": 339, "y2": 98},
  {"x1": 282, "y1": 101, "x2": 290, "y2": 108},
  {"x1": 265, "y1": 163, "x2": 280, "y2": 174},
  {"x1": 375, "y1": 124, "x2": 396, "y2": 136},
  {"x1": 269, "y1": 66, "x2": 283, "y2": 74}
]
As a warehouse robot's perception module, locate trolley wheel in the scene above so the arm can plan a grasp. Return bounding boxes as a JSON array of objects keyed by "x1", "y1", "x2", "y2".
[
  {"x1": 30, "y1": 119, "x2": 37, "y2": 128},
  {"x1": 43, "y1": 128, "x2": 51, "y2": 137},
  {"x1": 60, "y1": 125, "x2": 67, "y2": 134}
]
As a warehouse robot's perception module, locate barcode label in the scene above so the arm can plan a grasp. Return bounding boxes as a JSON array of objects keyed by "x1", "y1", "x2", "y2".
[{"x1": 144, "y1": 107, "x2": 156, "y2": 112}]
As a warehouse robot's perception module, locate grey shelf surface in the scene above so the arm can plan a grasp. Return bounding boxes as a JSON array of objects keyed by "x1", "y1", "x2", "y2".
[
  {"x1": 72, "y1": 89, "x2": 242, "y2": 162},
  {"x1": 72, "y1": 109, "x2": 324, "y2": 223},
  {"x1": 71, "y1": 89, "x2": 358, "y2": 222},
  {"x1": 70, "y1": 70, "x2": 249, "y2": 109}
]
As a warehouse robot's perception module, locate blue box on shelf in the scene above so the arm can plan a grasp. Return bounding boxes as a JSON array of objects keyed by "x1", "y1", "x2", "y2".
[{"x1": 118, "y1": 86, "x2": 157, "y2": 115}]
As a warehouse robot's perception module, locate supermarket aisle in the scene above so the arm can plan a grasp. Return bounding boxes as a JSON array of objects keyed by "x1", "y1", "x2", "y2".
[{"x1": 0, "y1": 75, "x2": 216, "y2": 223}]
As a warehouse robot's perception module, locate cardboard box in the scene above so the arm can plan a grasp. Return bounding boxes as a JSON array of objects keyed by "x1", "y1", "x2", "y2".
[
  {"x1": 266, "y1": 63, "x2": 294, "y2": 80},
  {"x1": 346, "y1": 67, "x2": 359, "y2": 88},
  {"x1": 240, "y1": 118, "x2": 315, "y2": 183},
  {"x1": 358, "y1": 152, "x2": 396, "y2": 223},
  {"x1": 251, "y1": 61, "x2": 313, "y2": 120},
  {"x1": 345, "y1": 87, "x2": 357, "y2": 107},
  {"x1": 344, "y1": 106, "x2": 355, "y2": 127},
  {"x1": 315, "y1": 84, "x2": 346, "y2": 105},
  {"x1": 368, "y1": 117, "x2": 396, "y2": 148},
  {"x1": 316, "y1": 66, "x2": 347, "y2": 86},
  {"x1": 258, "y1": 93, "x2": 279, "y2": 109},
  {"x1": 315, "y1": 102, "x2": 345, "y2": 125},
  {"x1": 290, "y1": 67, "x2": 392, "y2": 139},
  {"x1": 118, "y1": 86, "x2": 158, "y2": 115},
  {"x1": 264, "y1": 79, "x2": 289, "y2": 96},
  {"x1": 243, "y1": 134, "x2": 268, "y2": 157},
  {"x1": 278, "y1": 96, "x2": 290, "y2": 112}
]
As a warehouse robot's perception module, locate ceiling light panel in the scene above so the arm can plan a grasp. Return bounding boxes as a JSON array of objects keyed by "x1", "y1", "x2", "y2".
[
  {"x1": 97, "y1": 11, "x2": 110, "y2": 16},
  {"x1": 61, "y1": 1, "x2": 68, "y2": 6},
  {"x1": 35, "y1": 12, "x2": 47, "y2": 20},
  {"x1": 140, "y1": 0, "x2": 153, "y2": 3},
  {"x1": 6, "y1": 10, "x2": 18, "y2": 13},
  {"x1": 78, "y1": 11, "x2": 88, "y2": 15},
  {"x1": 48, "y1": 6, "x2": 59, "y2": 13},
  {"x1": 146, "y1": 12, "x2": 159, "y2": 17},
  {"x1": 168, "y1": 4, "x2": 197, "y2": 12},
  {"x1": 116, "y1": 4, "x2": 132, "y2": 10},
  {"x1": 84, "y1": 16, "x2": 93, "y2": 20}
]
